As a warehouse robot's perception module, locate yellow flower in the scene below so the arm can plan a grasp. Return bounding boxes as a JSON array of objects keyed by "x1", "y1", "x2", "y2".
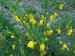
[
  {"x1": 27, "y1": 25, "x2": 30, "y2": 28},
  {"x1": 12, "y1": 44, "x2": 16, "y2": 50},
  {"x1": 44, "y1": 38, "x2": 48, "y2": 41},
  {"x1": 21, "y1": 50, "x2": 24, "y2": 54},
  {"x1": 41, "y1": 15, "x2": 45, "y2": 19},
  {"x1": 60, "y1": 44, "x2": 69, "y2": 51},
  {"x1": 32, "y1": 20, "x2": 36, "y2": 24},
  {"x1": 34, "y1": 42, "x2": 37, "y2": 45},
  {"x1": 47, "y1": 30, "x2": 53, "y2": 35},
  {"x1": 47, "y1": 31, "x2": 50, "y2": 35},
  {"x1": 40, "y1": 43, "x2": 45, "y2": 51},
  {"x1": 49, "y1": 15, "x2": 54, "y2": 20},
  {"x1": 59, "y1": 41, "x2": 63, "y2": 44},
  {"x1": 39, "y1": 20, "x2": 43, "y2": 25},
  {"x1": 27, "y1": 41, "x2": 34, "y2": 49},
  {"x1": 67, "y1": 32, "x2": 71, "y2": 36},
  {"x1": 29, "y1": 14, "x2": 34, "y2": 19},
  {"x1": 60, "y1": 47, "x2": 64, "y2": 51},
  {"x1": 43, "y1": 31, "x2": 46, "y2": 36},
  {"x1": 10, "y1": 54, "x2": 14, "y2": 56},
  {"x1": 25, "y1": 32, "x2": 29, "y2": 37},
  {"x1": 66, "y1": 48, "x2": 69, "y2": 51},
  {"x1": 13, "y1": 15, "x2": 22, "y2": 24},
  {"x1": 29, "y1": 14, "x2": 36, "y2": 24},
  {"x1": 23, "y1": 14, "x2": 28, "y2": 19},
  {"x1": 49, "y1": 30, "x2": 53, "y2": 34},
  {"x1": 69, "y1": 28, "x2": 73, "y2": 32},
  {"x1": 18, "y1": 39, "x2": 22, "y2": 44},
  {"x1": 30, "y1": 18, "x2": 35, "y2": 23},
  {"x1": 74, "y1": 50, "x2": 75, "y2": 54},
  {"x1": 59, "y1": 4, "x2": 64, "y2": 10},
  {"x1": 26, "y1": 14, "x2": 28, "y2": 16},
  {"x1": 7, "y1": 31, "x2": 11, "y2": 34},
  {"x1": 11, "y1": 35, "x2": 15, "y2": 39},
  {"x1": 46, "y1": 23, "x2": 50, "y2": 27},
  {"x1": 53, "y1": 13, "x2": 58, "y2": 18},
  {"x1": 56, "y1": 28, "x2": 61, "y2": 34},
  {"x1": 63, "y1": 44, "x2": 67, "y2": 48},
  {"x1": 41, "y1": 50, "x2": 46, "y2": 56},
  {"x1": 41, "y1": 15, "x2": 46, "y2": 22},
  {"x1": 0, "y1": 33, "x2": 2, "y2": 37},
  {"x1": 23, "y1": 21, "x2": 26, "y2": 24},
  {"x1": 67, "y1": 28, "x2": 73, "y2": 36},
  {"x1": 65, "y1": 24, "x2": 69, "y2": 28}
]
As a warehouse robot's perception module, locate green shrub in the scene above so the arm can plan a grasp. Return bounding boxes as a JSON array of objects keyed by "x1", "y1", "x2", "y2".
[{"x1": 0, "y1": 0, "x2": 75, "y2": 56}]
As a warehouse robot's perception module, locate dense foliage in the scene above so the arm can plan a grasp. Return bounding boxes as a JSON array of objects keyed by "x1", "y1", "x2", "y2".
[{"x1": 0, "y1": 0, "x2": 75, "y2": 56}]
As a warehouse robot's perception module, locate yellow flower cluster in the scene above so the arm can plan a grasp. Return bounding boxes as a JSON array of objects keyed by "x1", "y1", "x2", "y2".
[
  {"x1": 13, "y1": 15, "x2": 22, "y2": 24},
  {"x1": 44, "y1": 30, "x2": 53, "y2": 36},
  {"x1": 27, "y1": 41, "x2": 46, "y2": 55},
  {"x1": 59, "y1": 41, "x2": 69, "y2": 51},
  {"x1": 60, "y1": 44, "x2": 69, "y2": 51},
  {"x1": 38, "y1": 15, "x2": 47, "y2": 26},
  {"x1": 29, "y1": 14, "x2": 36, "y2": 24},
  {"x1": 22, "y1": 14, "x2": 37, "y2": 28},
  {"x1": 23, "y1": 14, "x2": 36, "y2": 25},
  {"x1": 49, "y1": 13, "x2": 58, "y2": 20},
  {"x1": 11, "y1": 13, "x2": 74, "y2": 56}
]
